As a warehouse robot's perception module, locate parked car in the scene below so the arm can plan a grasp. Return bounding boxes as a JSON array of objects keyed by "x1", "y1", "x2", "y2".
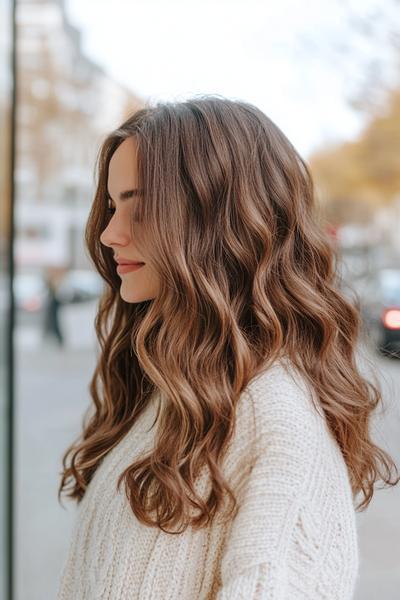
[
  {"x1": 359, "y1": 268, "x2": 400, "y2": 356},
  {"x1": 13, "y1": 270, "x2": 49, "y2": 327},
  {"x1": 56, "y1": 269, "x2": 105, "y2": 304}
]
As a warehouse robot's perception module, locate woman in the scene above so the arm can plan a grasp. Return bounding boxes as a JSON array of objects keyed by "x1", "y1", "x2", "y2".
[{"x1": 56, "y1": 96, "x2": 399, "y2": 599}]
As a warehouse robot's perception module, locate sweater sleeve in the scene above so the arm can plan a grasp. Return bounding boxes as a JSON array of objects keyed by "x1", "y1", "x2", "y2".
[{"x1": 214, "y1": 370, "x2": 355, "y2": 600}]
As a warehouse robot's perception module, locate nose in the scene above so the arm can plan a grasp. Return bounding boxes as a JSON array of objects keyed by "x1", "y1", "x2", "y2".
[{"x1": 99, "y1": 213, "x2": 132, "y2": 249}]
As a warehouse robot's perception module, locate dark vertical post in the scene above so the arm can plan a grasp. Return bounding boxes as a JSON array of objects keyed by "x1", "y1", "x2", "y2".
[{"x1": 6, "y1": 0, "x2": 17, "y2": 598}]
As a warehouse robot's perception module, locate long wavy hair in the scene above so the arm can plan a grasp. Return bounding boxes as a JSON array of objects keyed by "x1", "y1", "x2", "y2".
[{"x1": 58, "y1": 95, "x2": 399, "y2": 534}]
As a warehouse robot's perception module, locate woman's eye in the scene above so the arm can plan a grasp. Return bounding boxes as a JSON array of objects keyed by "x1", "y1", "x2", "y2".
[{"x1": 105, "y1": 195, "x2": 116, "y2": 215}]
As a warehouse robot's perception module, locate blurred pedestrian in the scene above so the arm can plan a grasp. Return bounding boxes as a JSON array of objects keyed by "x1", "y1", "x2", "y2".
[{"x1": 43, "y1": 270, "x2": 64, "y2": 347}]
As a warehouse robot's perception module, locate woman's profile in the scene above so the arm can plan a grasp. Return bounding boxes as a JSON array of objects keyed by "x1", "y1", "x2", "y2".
[{"x1": 56, "y1": 95, "x2": 399, "y2": 599}]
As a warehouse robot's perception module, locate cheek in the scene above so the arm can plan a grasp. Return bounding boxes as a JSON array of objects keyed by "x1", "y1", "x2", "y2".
[{"x1": 120, "y1": 266, "x2": 158, "y2": 291}]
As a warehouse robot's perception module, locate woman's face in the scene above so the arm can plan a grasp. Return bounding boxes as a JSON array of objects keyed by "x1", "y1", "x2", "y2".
[{"x1": 100, "y1": 136, "x2": 159, "y2": 303}]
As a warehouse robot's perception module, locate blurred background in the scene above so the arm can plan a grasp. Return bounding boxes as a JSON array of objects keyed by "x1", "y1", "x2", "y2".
[{"x1": 1, "y1": 0, "x2": 399, "y2": 598}]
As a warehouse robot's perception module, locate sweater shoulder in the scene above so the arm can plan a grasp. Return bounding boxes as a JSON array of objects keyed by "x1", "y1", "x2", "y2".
[
  {"x1": 239, "y1": 357, "x2": 327, "y2": 454},
  {"x1": 219, "y1": 358, "x2": 329, "y2": 491},
  {"x1": 247, "y1": 357, "x2": 324, "y2": 417}
]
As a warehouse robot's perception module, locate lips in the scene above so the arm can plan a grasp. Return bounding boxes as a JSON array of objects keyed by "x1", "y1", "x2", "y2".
[
  {"x1": 114, "y1": 258, "x2": 145, "y2": 265},
  {"x1": 116, "y1": 262, "x2": 145, "y2": 275}
]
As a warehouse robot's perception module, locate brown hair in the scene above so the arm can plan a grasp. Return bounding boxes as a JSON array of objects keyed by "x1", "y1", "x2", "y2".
[{"x1": 58, "y1": 95, "x2": 399, "y2": 534}]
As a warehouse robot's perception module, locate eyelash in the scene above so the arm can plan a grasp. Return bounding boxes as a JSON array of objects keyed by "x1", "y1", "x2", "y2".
[
  {"x1": 105, "y1": 201, "x2": 141, "y2": 221},
  {"x1": 106, "y1": 195, "x2": 116, "y2": 215}
]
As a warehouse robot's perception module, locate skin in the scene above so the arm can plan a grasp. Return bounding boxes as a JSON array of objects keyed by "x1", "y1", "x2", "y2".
[{"x1": 100, "y1": 136, "x2": 159, "y2": 302}]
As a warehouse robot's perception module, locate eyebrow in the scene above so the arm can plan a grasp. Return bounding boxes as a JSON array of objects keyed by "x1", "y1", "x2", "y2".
[{"x1": 107, "y1": 188, "x2": 144, "y2": 201}]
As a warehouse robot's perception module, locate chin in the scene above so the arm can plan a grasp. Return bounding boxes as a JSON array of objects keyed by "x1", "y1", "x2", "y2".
[
  {"x1": 120, "y1": 286, "x2": 156, "y2": 304},
  {"x1": 120, "y1": 290, "x2": 145, "y2": 303}
]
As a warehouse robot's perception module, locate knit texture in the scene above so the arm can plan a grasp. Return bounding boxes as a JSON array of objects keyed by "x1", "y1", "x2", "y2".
[{"x1": 56, "y1": 357, "x2": 359, "y2": 599}]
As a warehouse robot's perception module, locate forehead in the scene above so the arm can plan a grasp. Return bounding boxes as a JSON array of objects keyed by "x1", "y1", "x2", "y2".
[{"x1": 107, "y1": 136, "x2": 138, "y2": 192}]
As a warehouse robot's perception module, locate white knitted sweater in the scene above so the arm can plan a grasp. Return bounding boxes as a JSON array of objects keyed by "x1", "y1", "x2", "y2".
[{"x1": 56, "y1": 358, "x2": 359, "y2": 599}]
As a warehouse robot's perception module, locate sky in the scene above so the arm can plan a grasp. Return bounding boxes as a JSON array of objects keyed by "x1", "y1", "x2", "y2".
[{"x1": 65, "y1": 0, "x2": 398, "y2": 158}]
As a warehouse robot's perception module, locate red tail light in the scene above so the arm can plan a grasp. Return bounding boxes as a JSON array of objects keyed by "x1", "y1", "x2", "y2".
[{"x1": 382, "y1": 309, "x2": 400, "y2": 329}]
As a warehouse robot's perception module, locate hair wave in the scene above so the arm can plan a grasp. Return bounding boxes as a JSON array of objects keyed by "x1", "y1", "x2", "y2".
[{"x1": 58, "y1": 95, "x2": 399, "y2": 534}]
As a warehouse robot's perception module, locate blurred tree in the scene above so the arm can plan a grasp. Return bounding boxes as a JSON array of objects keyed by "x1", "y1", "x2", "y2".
[
  {"x1": 292, "y1": 0, "x2": 400, "y2": 224},
  {"x1": 309, "y1": 87, "x2": 400, "y2": 224}
]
